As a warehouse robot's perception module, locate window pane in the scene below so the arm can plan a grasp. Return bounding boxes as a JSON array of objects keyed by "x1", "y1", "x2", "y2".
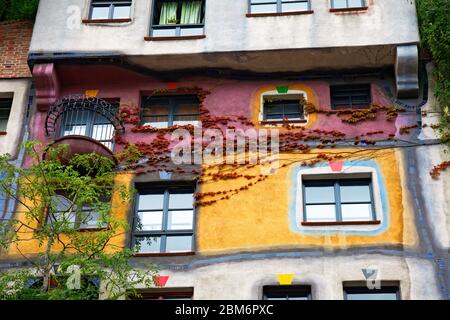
[
  {"x1": 304, "y1": 186, "x2": 335, "y2": 204},
  {"x1": 168, "y1": 210, "x2": 194, "y2": 230},
  {"x1": 282, "y1": 2, "x2": 309, "y2": 12},
  {"x1": 166, "y1": 236, "x2": 193, "y2": 252},
  {"x1": 113, "y1": 5, "x2": 131, "y2": 19},
  {"x1": 169, "y1": 193, "x2": 194, "y2": 209},
  {"x1": 79, "y1": 211, "x2": 101, "y2": 229},
  {"x1": 152, "y1": 28, "x2": 177, "y2": 37},
  {"x1": 174, "y1": 103, "x2": 199, "y2": 115},
  {"x1": 137, "y1": 211, "x2": 163, "y2": 231},
  {"x1": 0, "y1": 119, "x2": 8, "y2": 131},
  {"x1": 63, "y1": 125, "x2": 87, "y2": 136},
  {"x1": 333, "y1": 0, "x2": 347, "y2": 8},
  {"x1": 341, "y1": 204, "x2": 372, "y2": 221},
  {"x1": 92, "y1": 124, "x2": 114, "y2": 141},
  {"x1": 340, "y1": 185, "x2": 371, "y2": 202},
  {"x1": 91, "y1": 6, "x2": 110, "y2": 19},
  {"x1": 138, "y1": 194, "x2": 164, "y2": 210},
  {"x1": 143, "y1": 116, "x2": 170, "y2": 128},
  {"x1": 251, "y1": 4, "x2": 277, "y2": 13},
  {"x1": 305, "y1": 205, "x2": 336, "y2": 221},
  {"x1": 180, "y1": 27, "x2": 204, "y2": 36},
  {"x1": 135, "y1": 236, "x2": 161, "y2": 253},
  {"x1": 346, "y1": 292, "x2": 398, "y2": 300}
]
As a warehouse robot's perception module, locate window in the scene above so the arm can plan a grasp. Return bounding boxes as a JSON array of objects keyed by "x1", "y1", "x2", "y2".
[
  {"x1": 132, "y1": 186, "x2": 195, "y2": 254},
  {"x1": 129, "y1": 287, "x2": 194, "y2": 300},
  {"x1": 0, "y1": 172, "x2": 10, "y2": 219},
  {"x1": 302, "y1": 177, "x2": 376, "y2": 224},
  {"x1": 0, "y1": 97, "x2": 12, "y2": 132},
  {"x1": 89, "y1": 0, "x2": 132, "y2": 20},
  {"x1": 141, "y1": 95, "x2": 200, "y2": 128},
  {"x1": 261, "y1": 94, "x2": 306, "y2": 124},
  {"x1": 344, "y1": 284, "x2": 400, "y2": 300},
  {"x1": 47, "y1": 194, "x2": 106, "y2": 230},
  {"x1": 250, "y1": 0, "x2": 311, "y2": 14},
  {"x1": 263, "y1": 285, "x2": 312, "y2": 300},
  {"x1": 330, "y1": 84, "x2": 371, "y2": 109},
  {"x1": 60, "y1": 99, "x2": 119, "y2": 149},
  {"x1": 151, "y1": 0, "x2": 205, "y2": 37},
  {"x1": 331, "y1": 0, "x2": 366, "y2": 9}
]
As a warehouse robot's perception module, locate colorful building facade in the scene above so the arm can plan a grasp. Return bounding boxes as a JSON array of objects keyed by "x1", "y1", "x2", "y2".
[{"x1": 1, "y1": 0, "x2": 449, "y2": 300}]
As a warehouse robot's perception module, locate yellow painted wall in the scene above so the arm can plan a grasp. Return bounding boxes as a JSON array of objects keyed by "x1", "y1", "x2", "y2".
[{"x1": 196, "y1": 149, "x2": 418, "y2": 255}]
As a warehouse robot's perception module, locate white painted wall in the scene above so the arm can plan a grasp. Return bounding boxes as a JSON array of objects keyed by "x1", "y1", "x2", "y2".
[
  {"x1": 0, "y1": 79, "x2": 30, "y2": 158},
  {"x1": 30, "y1": 0, "x2": 419, "y2": 56},
  {"x1": 132, "y1": 255, "x2": 442, "y2": 300}
]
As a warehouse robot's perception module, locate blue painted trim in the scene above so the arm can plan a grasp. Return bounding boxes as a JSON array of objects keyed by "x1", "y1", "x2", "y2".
[{"x1": 288, "y1": 160, "x2": 390, "y2": 236}]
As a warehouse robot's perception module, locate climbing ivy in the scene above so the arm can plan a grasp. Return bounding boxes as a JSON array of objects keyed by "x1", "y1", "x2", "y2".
[{"x1": 0, "y1": 0, "x2": 39, "y2": 22}]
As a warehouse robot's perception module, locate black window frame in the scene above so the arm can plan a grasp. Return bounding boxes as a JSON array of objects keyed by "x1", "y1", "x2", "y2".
[
  {"x1": 343, "y1": 285, "x2": 400, "y2": 300},
  {"x1": 89, "y1": 0, "x2": 133, "y2": 20},
  {"x1": 302, "y1": 177, "x2": 376, "y2": 223},
  {"x1": 141, "y1": 95, "x2": 200, "y2": 128},
  {"x1": 249, "y1": 0, "x2": 311, "y2": 14},
  {"x1": 150, "y1": 0, "x2": 206, "y2": 37},
  {"x1": 263, "y1": 285, "x2": 312, "y2": 300},
  {"x1": 331, "y1": 0, "x2": 366, "y2": 9},
  {"x1": 330, "y1": 84, "x2": 372, "y2": 110},
  {"x1": 0, "y1": 97, "x2": 13, "y2": 132},
  {"x1": 132, "y1": 185, "x2": 196, "y2": 254}
]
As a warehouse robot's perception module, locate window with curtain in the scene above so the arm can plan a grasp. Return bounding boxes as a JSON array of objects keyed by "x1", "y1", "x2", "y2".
[
  {"x1": 250, "y1": 0, "x2": 311, "y2": 14},
  {"x1": 152, "y1": 0, "x2": 205, "y2": 37}
]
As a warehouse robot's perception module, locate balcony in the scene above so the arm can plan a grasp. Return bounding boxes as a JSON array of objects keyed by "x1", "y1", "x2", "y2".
[{"x1": 44, "y1": 95, "x2": 124, "y2": 163}]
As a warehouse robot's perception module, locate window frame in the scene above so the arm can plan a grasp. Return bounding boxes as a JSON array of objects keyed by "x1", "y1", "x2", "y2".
[
  {"x1": 263, "y1": 99, "x2": 305, "y2": 122},
  {"x1": 150, "y1": 0, "x2": 206, "y2": 37},
  {"x1": 302, "y1": 178, "x2": 377, "y2": 224},
  {"x1": 129, "y1": 287, "x2": 194, "y2": 300},
  {"x1": 132, "y1": 185, "x2": 196, "y2": 255},
  {"x1": 249, "y1": 0, "x2": 312, "y2": 14},
  {"x1": 330, "y1": 84, "x2": 372, "y2": 110},
  {"x1": 330, "y1": 0, "x2": 366, "y2": 9},
  {"x1": 141, "y1": 95, "x2": 200, "y2": 128},
  {"x1": 0, "y1": 97, "x2": 13, "y2": 133},
  {"x1": 89, "y1": 0, "x2": 133, "y2": 20},
  {"x1": 343, "y1": 284, "x2": 400, "y2": 300},
  {"x1": 59, "y1": 98, "x2": 120, "y2": 150},
  {"x1": 263, "y1": 285, "x2": 312, "y2": 300}
]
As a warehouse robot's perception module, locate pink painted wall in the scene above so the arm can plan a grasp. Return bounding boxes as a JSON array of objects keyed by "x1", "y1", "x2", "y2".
[{"x1": 29, "y1": 65, "x2": 416, "y2": 157}]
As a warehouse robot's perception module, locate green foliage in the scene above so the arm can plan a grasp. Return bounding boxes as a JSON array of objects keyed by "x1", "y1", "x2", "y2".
[
  {"x1": 0, "y1": 0, "x2": 39, "y2": 21},
  {"x1": 416, "y1": 0, "x2": 450, "y2": 142},
  {"x1": 0, "y1": 141, "x2": 158, "y2": 300}
]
